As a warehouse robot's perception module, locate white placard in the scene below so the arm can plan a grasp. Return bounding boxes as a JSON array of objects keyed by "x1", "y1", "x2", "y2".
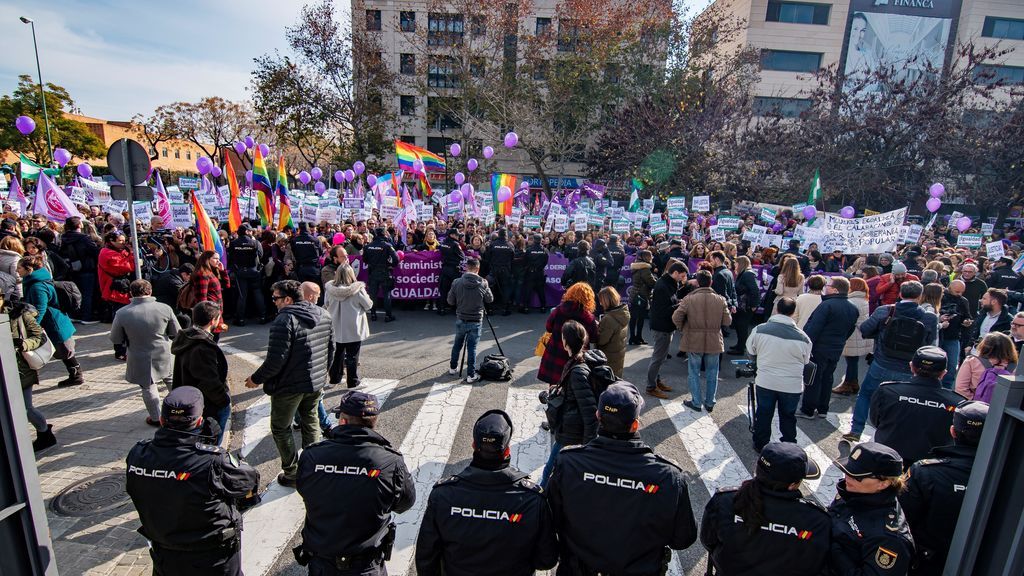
[
  {"x1": 709, "y1": 225, "x2": 726, "y2": 241},
  {"x1": 692, "y1": 195, "x2": 710, "y2": 212},
  {"x1": 981, "y1": 222, "x2": 995, "y2": 237},
  {"x1": 170, "y1": 203, "x2": 192, "y2": 228},
  {"x1": 668, "y1": 220, "x2": 685, "y2": 236},
  {"x1": 554, "y1": 214, "x2": 568, "y2": 232},
  {"x1": 986, "y1": 241, "x2": 1005, "y2": 260},
  {"x1": 574, "y1": 214, "x2": 588, "y2": 232},
  {"x1": 821, "y1": 208, "x2": 907, "y2": 254}
]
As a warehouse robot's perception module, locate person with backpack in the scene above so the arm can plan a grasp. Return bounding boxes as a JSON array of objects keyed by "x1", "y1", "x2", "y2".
[
  {"x1": 955, "y1": 332, "x2": 1017, "y2": 401},
  {"x1": 845, "y1": 281, "x2": 937, "y2": 443},
  {"x1": 561, "y1": 240, "x2": 596, "y2": 291},
  {"x1": 17, "y1": 255, "x2": 83, "y2": 387},
  {"x1": 445, "y1": 258, "x2": 493, "y2": 384}
]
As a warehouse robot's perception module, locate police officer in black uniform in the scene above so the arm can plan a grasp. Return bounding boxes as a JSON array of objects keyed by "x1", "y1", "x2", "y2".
[
  {"x1": 701, "y1": 443, "x2": 831, "y2": 576},
  {"x1": 520, "y1": 234, "x2": 549, "y2": 313},
  {"x1": 227, "y1": 223, "x2": 265, "y2": 326},
  {"x1": 900, "y1": 401, "x2": 988, "y2": 576},
  {"x1": 869, "y1": 346, "x2": 965, "y2": 467},
  {"x1": 295, "y1": 391, "x2": 415, "y2": 575},
  {"x1": 126, "y1": 386, "x2": 259, "y2": 576},
  {"x1": 591, "y1": 238, "x2": 611, "y2": 293},
  {"x1": 415, "y1": 410, "x2": 558, "y2": 576},
  {"x1": 605, "y1": 234, "x2": 626, "y2": 287},
  {"x1": 485, "y1": 229, "x2": 516, "y2": 316},
  {"x1": 548, "y1": 382, "x2": 698, "y2": 575},
  {"x1": 362, "y1": 228, "x2": 399, "y2": 322},
  {"x1": 438, "y1": 228, "x2": 464, "y2": 316},
  {"x1": 829, "y1": 442, "x2": 915, "y2": 576},
  {"x1": 291, "y1": 222, "x2": 323, "y2": 286}
]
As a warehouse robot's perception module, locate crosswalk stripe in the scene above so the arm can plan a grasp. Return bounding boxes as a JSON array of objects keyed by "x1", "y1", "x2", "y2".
[
  {"x1": 388, "y1": 380, "x2": 475, "y2": 576},
  {"x1": 662, "y1": 400, "x2": 751, "y2": 494},
  {"x1": 241, "y1": 378, "x2": 399, "y2": 576},
  {"x1": 826, "y1": 412, "x2": 877, "y2": 442},
  {"x1": 505, "y1": 388, "x2": 550, "y2": 482}
]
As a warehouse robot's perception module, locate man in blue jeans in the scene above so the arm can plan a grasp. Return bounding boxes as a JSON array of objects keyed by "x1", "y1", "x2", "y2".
[
  {"x1": 447, "y1": 258, "x2": 493, "y2": 383},
  {"x1": 845, "y1": 281, "x2": 937, "y2": 443}
]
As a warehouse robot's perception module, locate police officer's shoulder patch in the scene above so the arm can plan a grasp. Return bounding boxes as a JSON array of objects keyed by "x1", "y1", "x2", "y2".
[
  {"x1": 516, "y1": 478, "x2": 543, "y2": 494},
  {"x1": 435, "y1": 475, "x2": 460, "y2": 487},
  {"x1": 195, "y1": 442, "x2": 226, "y2": 454},
  {"x1": 874, "y1": 546, "x2": 898, "y2": 569},
  {"x1": 559, "y1": 444, "x2": 586, "y2": 453},
  {"x1": 653, "y1": 454, "x2": 683, "y2": 472},
  {"x1": 916, "y1": 458, "x2": 944, "y2": 466}
]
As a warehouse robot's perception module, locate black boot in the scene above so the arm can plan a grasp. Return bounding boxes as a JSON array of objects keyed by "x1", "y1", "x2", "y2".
[
  {"x1": 57, "y1": 358, "x2": 84, "y2": 388},
  {"x1": 33, "y1": 425, "x2": 56, "y2": 452}
]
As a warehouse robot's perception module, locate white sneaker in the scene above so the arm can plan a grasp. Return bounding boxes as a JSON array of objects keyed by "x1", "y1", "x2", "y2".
[
  {"x1": 424, "y1": 303, "x2": 432, "y2": 310},
  {"x1": 447, "y1": 367, "x2": 459, "y2": 376},
  {"x1": 80, "y1": 320, "x2": 99, "y2": 325},
  {"x1": 466, "y1": 373, "x2": 481, "y2": 383}
]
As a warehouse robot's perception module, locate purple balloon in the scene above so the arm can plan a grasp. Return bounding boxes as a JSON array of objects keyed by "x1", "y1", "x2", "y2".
[
  {"x1": 196, "y1": 157, "x2": 212, "y2": 175},
  {"x1": 15, "y1": 115, "x2": 35, "y2": 135},
  {"x1": 314, "y1": 181, "x2": 327, "y2": 194},
  {"x1": 482, "y1": 146, "x2": 494, "y2": 159},
  {"x1": 840, "y1": 206, "x2": 855, "y2": 218},
  {"x1": 211, "y1": 166, "x2": 222, "y2": 178},
  {"x1": 334, "y1": 170, "x2": 345, "y2": 184},
  {"x1": 454, "y1": 172, "x2": 466, "y2": 186},
  {"x1": 504, "y1": 132, "x2": 518, "y2": 148},
  {"x1": 258, "y1": 143, "x2": 270, "y2": 157},
  {"x1": 244, "y1": 136, "x2": 255, "y2": 149},
  {"x1": 53, "y1": 147, "x2": 72, "y2": 167},
  {"x1": 467, "y1": 158, "x2": 478, "y2": 172},
  {"x1": 497, "y1": 186, "x2": 512, "y2": 202},
  {"x1": 298, "y1": 171, "x2": 311, "y2": 185},
  {"x1": 77, "y1": 163, "x2": 93, "y2": 178},
  {"x1": 367, "y1": 174, "x2": 378, "y2": 187},
  {"x1": 234, "y1": 141, "x2": 246, "y2": 156},
  {"x1": 311, "y1": 167, "x2": 323, "y2": 181},
  {"x1": 772, "y1": 223, "x2": 783, "y2": 233},
  {"x1": 956, "y1": 216, "x2": 972, "y2": 232},
  {"x1": 450, "y1": 143, "x2": 461, "y2": 157},
  {"x1": 245, "y1": 170, "x2": 253, "y2": 184},
  {"x1": 929, "y1": 182, "x2": 945, "y2": 198},
  {"x1": 461, "y1": 183, "x2": 474, "y2": 201},
  {"x1": 344, "y1": 169, "x2": 355, "y2": 182},
  {"x1": 802, "y1": 205, "x2": 817, "y2": 219},
  {"x1": 353, "y1": 161, "x2": 365, "y2": 175},
  {"x1": 926, "y1": 197, "x2": 941, "y2": 213}
]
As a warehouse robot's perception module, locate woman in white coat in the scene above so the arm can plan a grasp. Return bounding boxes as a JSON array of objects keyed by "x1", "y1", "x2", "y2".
[
  {"x1": 834, "y1": 277, "x2": 873, "y2": 397},
  {"x1": 325, "y1": 263, "x2": 373, "y2": 388}
]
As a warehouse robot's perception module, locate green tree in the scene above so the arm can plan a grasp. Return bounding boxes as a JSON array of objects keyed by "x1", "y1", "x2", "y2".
[{"x1": 0, "y1": 75, "x2": 105, "y2": 164}]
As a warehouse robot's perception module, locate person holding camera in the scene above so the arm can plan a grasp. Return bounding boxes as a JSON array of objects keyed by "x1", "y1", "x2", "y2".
[
  {"x1": 938, "y1": 280, "x2": 971, "y2": 389},
  {"x1": 745, "y1": 297, "x2": 812, "y2": 452}
]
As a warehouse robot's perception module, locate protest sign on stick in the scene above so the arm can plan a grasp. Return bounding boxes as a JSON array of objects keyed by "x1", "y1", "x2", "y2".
[{"x1": 821, "y1": 208, "x2": 907, "y2": 254}]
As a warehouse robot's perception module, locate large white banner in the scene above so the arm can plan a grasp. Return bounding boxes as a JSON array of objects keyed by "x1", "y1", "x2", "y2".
[{"x1": 822, "y1": 207, "x2": 907, "y2": 254}]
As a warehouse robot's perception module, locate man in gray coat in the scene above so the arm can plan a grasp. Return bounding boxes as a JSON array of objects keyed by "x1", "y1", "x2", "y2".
[
  {"x1": 447, "y1": 258, "x2": 493, "y2": 383},
  {"x1": 110, "y1": 279, "x2": 180, "y2": 425}
]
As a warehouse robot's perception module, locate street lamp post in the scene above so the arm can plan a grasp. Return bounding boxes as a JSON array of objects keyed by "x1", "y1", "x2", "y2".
[{"x1": 20, "y1": 16, "x2": 55, "y2": 166}]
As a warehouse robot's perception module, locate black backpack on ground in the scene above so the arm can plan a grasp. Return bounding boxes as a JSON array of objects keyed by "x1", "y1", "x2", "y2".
[
  {"x1": 477, "y1": 315, "x2": 514, "y2": 381},
  {"x1": 880, "y1": 305, "x2": 927, "y2": 361},
  {"x1": 50, "y1": 280, "x2": 82, "y2": 314}
]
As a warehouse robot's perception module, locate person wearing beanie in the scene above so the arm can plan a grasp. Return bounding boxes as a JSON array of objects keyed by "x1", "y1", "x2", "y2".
[
  {"x1": 901, "y1": 401, "x2": 988, "y2": 576},
  {"x1": 701, "y1": 443, "x2": 831, "y2": 575},
  {"x1": 548, "y1": 382, "x2": 698, "y2": 574},
  {"x1": 876, "y1": 262, "x2": 920, "y2": 306},
  {"x1": 415, "y1": 410, "x2": 557, "y2": 576}
]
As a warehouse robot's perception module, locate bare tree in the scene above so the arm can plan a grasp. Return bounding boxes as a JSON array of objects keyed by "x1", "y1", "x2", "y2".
[
  {"x1": 165, "y1": 97, "x2": 253, "y2": 164},
  {"x1": 132, "y1": 105, "x2": 178, "y2": 160}
]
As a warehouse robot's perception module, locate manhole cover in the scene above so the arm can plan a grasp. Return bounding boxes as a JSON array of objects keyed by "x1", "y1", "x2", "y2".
[{"x1": 51, "y1": 472, "x2": 132, "y2": 517}]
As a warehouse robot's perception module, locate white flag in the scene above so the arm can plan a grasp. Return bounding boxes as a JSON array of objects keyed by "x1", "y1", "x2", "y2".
[{"x1": 33, "y1": 172, "x2": 80, "y2": 223}]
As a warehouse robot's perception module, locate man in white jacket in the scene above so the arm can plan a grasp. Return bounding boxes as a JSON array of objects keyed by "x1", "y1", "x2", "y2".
[{"x1": 745, "y1": 297, "x2": 812, "y2": 452}]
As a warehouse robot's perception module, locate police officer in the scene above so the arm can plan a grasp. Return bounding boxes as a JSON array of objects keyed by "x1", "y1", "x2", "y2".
[
  {"x1": 227, "y1": 223, "x2": 265, "y2": 326},
  {"x1": 591, "y1": 238, "x2": 611, "y2": 293},
  {"x1": 485, "y1": 229, "x2": 516, "y2": 316},
  {"x1": 295, "y1": 391, "x2": 415, "y2": 575},
  {"x1": 829, "y1": 442, "x2": 915, "y2": 576},
  {"x1": 701, "y1": 443, "x2": 831, "y2": 576},
  {"x1": 362, "y1": 228, "x2": 399, "y2": 322},
  {"x1": 900, "y1": 401, "x2": 988, "y2": 576},
  {"x1": 548, "y1": 382, "x2": 698, "y2": 575},
  {"x1": 605, "y1": 234, "x2": 626, "y2": 287},
  {"x1": 291, "y1": 222, "x2": 323, "y2": 286},
  {"x1": 869, "y1": 346, "x2": 965, "y2": 467},
  {"x1": 415, "y1": 410, "x2": 558, "y2": 575},
  {"x1": 126, "y1": 386, "x2": 259, "y2": 576},
  {"x1": 439, "y1": 228, "x2": 464, "y2": 316},
  {"x1": 520, "y1": 234, "x2": 549, "y2": 313}
]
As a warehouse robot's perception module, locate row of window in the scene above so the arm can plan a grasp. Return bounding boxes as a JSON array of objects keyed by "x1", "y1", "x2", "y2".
[
  {"x1": 367, "y1": 10, "x2": 569, "y2": 47},
  {"x1": 161, "y1": 148, "x2": 193, "y2": 160}
]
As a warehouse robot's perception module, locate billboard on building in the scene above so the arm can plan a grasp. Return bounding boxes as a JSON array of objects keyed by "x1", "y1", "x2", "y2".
[{"x1": 840, "y1": 0, "x2": 964, "y2": 93}]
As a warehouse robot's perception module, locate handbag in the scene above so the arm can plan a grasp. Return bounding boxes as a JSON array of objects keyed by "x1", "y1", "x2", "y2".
[
  {"x1": 17, "y1": 316, "x2": 54, "y2": 370},
  {"x1": 535, "y1": 332, "x2": 552, "y2": 357}
]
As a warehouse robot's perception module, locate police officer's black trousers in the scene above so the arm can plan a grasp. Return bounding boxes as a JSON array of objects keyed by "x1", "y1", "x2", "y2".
[
  {"x1": 521, "y1": 273, "x2": 547, "y2": 309},
  {"x1": 492, "y1": 268, "x2": 513, "y2": 312},
  {"x1": 150, "y1": 543, "x2": 241, "y2": 576},
  {"x1": 367, "y1": 276, "x2": 392, "y2": 316},
  {"x1": 308, "y1": 556, "x2": 386, "y2": 576},
  {"x1": 235, "y1": 269, "x2": 265, "y2": 321},
  {"x1": 439, "y1": 268, "x2": 459, "y2": 311}
]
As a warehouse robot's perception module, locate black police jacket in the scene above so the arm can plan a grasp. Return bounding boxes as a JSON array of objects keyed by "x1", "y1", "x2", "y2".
[
  {"x1": 828, "y1": 482, "x2": 914, "y2": 576},
  {"x1": 296, "y1": 425, "x2": 415, "y2": 559},
  {"x1": 440, "y1": 239, "x2": 465, "y2": 271},
  {"x1": 291, "y1": 232, "x2": 321, "y2": 267},
  {"x1": 487, "y1": 240, "x2": 516, "y2": 271},
  {"x1": 524, "y1": 244, "x2": 549, "y2": 275},
  {"x1": 592, "y1": 245, "x2": 611, "y2": 282},
  {"x1": 362, "y1": 238, "x2": 399, "y2": 280},
  {"x1": 701, "y1": 485, "x2": 831, "y2": 576},
  {"x1": 548, "y1": 434, "x2": 698, "y2": 575},
  {"x1": 899, "y1": 444, "x2": 977, "y2": 576},
  {"x1": 986, "y1": 265, "x2": 1022, "y2": 291},
  {"x1": 606, "y1": 245, "x2": 626, "y2": 285},
  {"x1": 416, "y1": 464, "x2": 558, "y2": 576},
  {"x1": 869, "y1": 376, "x2": 964, "y2": 467},
  {"x1": 228, "y1": 235, "x2": 263, "y2": 270},
  {"x1": 125, "y1": 426, "x2": 258, "y2": 550}
]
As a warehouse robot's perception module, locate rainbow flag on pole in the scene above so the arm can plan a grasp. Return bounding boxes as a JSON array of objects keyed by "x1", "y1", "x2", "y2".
[
  {"x1": 490, "y1": 173, "x2": 517, "y2": 216},
  {"x1": 276, "y1": 155, "x2": 293, "y2": 229},
  {"x1": 191, "y1": 190, "x2": 227, "y2": 265},
  {"x1": 395, "y1": 140, "x2": 445, "y2": 173},
  {"x1": 252, "y1": 146, "x2": 274, "y2": 226},
  {"x1": 223, "y1": 152, "x2": 242, "y2": 233}
]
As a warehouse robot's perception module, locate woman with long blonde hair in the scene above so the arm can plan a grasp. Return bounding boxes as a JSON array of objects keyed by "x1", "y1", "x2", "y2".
[{"x1": 325, "y1": 263, "x2": 373, "y2": 388}]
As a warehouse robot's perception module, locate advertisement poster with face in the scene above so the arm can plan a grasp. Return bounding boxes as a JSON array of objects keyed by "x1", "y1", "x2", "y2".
[{"x1": 841, "y1": 0, "x2": 963, "y2": 94}]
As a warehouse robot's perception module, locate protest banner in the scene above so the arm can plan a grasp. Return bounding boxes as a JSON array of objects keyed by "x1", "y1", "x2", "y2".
[
  {"x1": 709, "y1": 225, "x2": 726, "y2": 241},
  {"x1": 612, "y1": 219, "x2": 630, "y2": 233},
  {"x1": 668, "y1": 219, "x2": 685, "y2": 236},
  {"x1": 981, "y1": 222, "x2": 994, "y2": 237},
  {"x1": 742, "y1": 230, "x2": 762, "y2": 245},
  {"x1": 178, "y1": 176, "x2": 200, "y2": 191},
  {"x1": 717, "y1": 216, "x2": 741, "y2": 231},
  {"x1": 821, "y1": 208, "x2": 907, "y2": 254},
  {"x1": 904, "y1": 224, "x2": 923, "y2": 245},
  {"x1": 667, "y1": 197, "x2": 686, "y2": 211},
  {"x1": 957, "y1": 233, "x2": 983, "y2": 248},
  {"x1": 588, "y1": 213, "x2": 605, "y2": 227},
  {"x1": 759, "y1": 207, "x2": 777, "y2": 224},
  {"x1": 525, "y1": 215, "x2": 542, "y2": 229},
  {"x1": 170, "y1": 203, "x2": 192, "y2": 228},
  {"x1": 649, "y1": 219, "x2": 667, "y2": 235},
  {"x1": 986, "y1": 241, "x2": 1005, "y2": 260},
  {"x1": 692, "y1": 195, "x2": 710, "y2": 212},
  {"x1": 554, "y1": 214, "x2": 568, "y2": 232},
  {"x1": 574, "y1": 214, "x2": 588, "y2": 231}
]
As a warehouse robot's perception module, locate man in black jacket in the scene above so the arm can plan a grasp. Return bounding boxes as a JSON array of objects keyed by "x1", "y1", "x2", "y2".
[
  {"x1": 709, "y1": 250, "x2": 737, "y2": 311},
  {"x1": 591, "y1": 237, "x2": 612, "y2": 292},
  {"x1": 968, "y1": 288, "x2": 1012, "y2": 345},
  {"x1": 900, "y1": 401, "x2": 988, "y2": 576},
  {"x1": 985, "y1": 256, "x2": 1022, "y2": 291},
  {"x1": 416, "y1": 410, "x2": 558, "y2": 576},
  {"x1": 645, "y1": 262, "x2": 686, "y2": 399},
  {"x1": 439, "y1": 228, "x2": 465, "y2": 316},
  {"x1": 799, "y1": 277, "x2": 859, "y2": 419},
  {"x1": 227, "y1": 223, "x2": 265, "y2": 326},
  {"x1": 126, "y1": 386, "x2": 259, "y2": 576},
  {"x1": 245, "y1": 280, "x2": 333, "y2": 487},
  {"x1": 446, "y1": 258, "x2": 493, "y2": 383},
  {"x1": 549, "y1": 383, "x2": 698, "y2": 574},
  {"x1": 520, "y1": 234, "x2": 548, "y2": 312},
  {"x1": 290, "y1": 222, "x2": 322, "y2": 286},
  {"x1": 363, "y1": 227, "x2": 400, "y2": 322},
  {"x1": 484, "y1": 229, "x2": 516, "y2": 315},
  {"x1": 605, "y1": 234, "x2": 626, "y2": 287},
  {"x1": 59, "y1": 216, "x2": 100, "y2": 323},
  {"x1": 784, "y1": 239, "x2": 810, "y2": 276},
  {"x1": 939, "y1": 281, "x2": 971, "y2": 390},
  {"x1": 171, "y1": 301, "x2": 230, "y2": 443},
  {"x1": 296, "y1": 391, "x2": 415, "y2": 576}
]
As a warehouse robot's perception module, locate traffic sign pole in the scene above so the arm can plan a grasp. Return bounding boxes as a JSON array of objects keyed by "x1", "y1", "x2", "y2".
[{"x1": 119, "y1": 139, "x2": 143, "y2": 281}]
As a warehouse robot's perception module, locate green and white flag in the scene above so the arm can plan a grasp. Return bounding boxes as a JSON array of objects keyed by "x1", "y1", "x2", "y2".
[
  {"x1": 627, "y1": 189, "x2": 640, "y2": 213},
  {"x1": 807, "y1": 168, "x2": 822, "y2": 205},
  {"x1": 18, "y1": 154, "x2": 59, "y2": 180}
]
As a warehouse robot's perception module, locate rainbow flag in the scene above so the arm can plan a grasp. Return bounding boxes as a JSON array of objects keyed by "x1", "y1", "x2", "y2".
[
  {"x1": 395, "y1": 140, "x2": 445, "y2": 173},
  {"x1": 252, "y1": 146, "x2": 274, "y2": 226},
  {"x1": 490, "y1": 173, "x2": 517, "y2": 216},
  {"x1": 191, "y1": 190, "x2": 227, "y2": 266},
  {"x1": 276, "y1": 155, "x2": 293, "y2": 229},
  {"x1": 223, "y1": 152, "x2": 242, "y2": 233}
]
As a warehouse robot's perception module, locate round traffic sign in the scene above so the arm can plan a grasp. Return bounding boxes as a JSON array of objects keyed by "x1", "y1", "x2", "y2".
[{"x1": 106, "y1": 139, "x2": 151, "y2": 186}]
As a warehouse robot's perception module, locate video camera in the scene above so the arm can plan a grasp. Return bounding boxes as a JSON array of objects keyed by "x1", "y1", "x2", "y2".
[{"x1": 733, "y1": 359, "x2": 757, "y2": 379}]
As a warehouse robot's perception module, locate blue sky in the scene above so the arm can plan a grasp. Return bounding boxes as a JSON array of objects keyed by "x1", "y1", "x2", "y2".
[{"x1": 2, "y1": 0, "x2": 714, "y2": 121}]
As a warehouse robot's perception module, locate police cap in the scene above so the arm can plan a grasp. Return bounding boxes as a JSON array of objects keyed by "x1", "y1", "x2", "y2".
[
  {"x1": 473, "y1": 410, "x2": 513, "y2": 457},
  {"x1": 835, "y1": 442, "x2": 903, "y2": 478},
  {"x1": 374, "y1": 227, "x2": 387, "y2": 238},
  {"x1": 333, "y1": 391, "x2": 380, "y2": 418},
  {"x1": 161, "y1": 386, "x2": 204, "y2": 422},
  {"x1": 447, "y1": 228, "x2": 461, "y2": 238},
  {"x1": 953, "y1": 400, "x2": 988, "y2": 439},
  {"x1": 597, "y1": 382, "x2": 644, "y2": 431},
  {"x1": 238, "y1": 223, "x2": 251, "y2": 233},
  {"x1": 912, "y1": 346, "x2": 946, "y2": 370},
  {"x1": 757, "y1": 442, "x2": 820, "y2": 483}
]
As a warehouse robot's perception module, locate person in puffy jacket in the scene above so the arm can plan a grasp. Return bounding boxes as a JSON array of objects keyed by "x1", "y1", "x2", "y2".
[
  {"x1": 596, "y1": 287, "x2": 629, "y2": 377},
  {"x1": 171, "y1": 301, "x2": 230, "y2": 442},
  {"x1": 627, "y1": 249, "x2": 656, "y2": 345},
  {"x1": 875, "y1": 263, "x2": 920, "y2": 306},
  {"x1": 19, "y1": 255, "x2": 82, "y2": 388},
  {"x1": 325, "y1": 263, "x2": 373, "y2": 388},
  {"x1": 537, "y1": 283, "x2": 598, "y2": 385}
]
